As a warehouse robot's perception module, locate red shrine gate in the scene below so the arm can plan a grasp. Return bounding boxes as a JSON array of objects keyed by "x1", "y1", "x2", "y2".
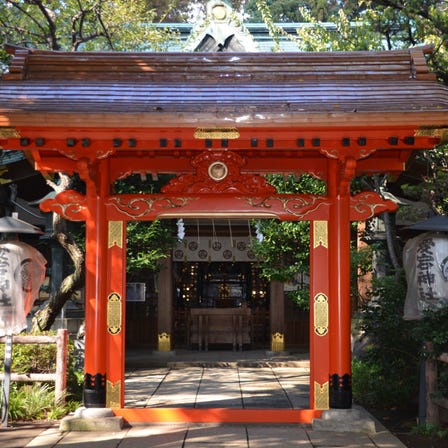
[{"x1": 0, "y1": 45, "x2": 447, "y2": 423}]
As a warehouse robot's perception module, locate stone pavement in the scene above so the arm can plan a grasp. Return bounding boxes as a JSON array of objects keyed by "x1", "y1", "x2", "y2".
[
  {"x1": 1, "y1": 420, "x2": 407, "y2": 447},
  {"x1": 125, "y1": 366, "x2": 310, "y2": 409},
  {"x1": 0, "y1": 350, "x2": 408, "y2": 447}
]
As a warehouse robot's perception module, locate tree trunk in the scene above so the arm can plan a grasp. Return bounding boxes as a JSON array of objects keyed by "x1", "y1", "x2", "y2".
[
  {"x1": 31, "y1": 174, "x2": 85, "y2": 332},
  {"x1": 382, "y1": 211, "x2": 402, "y2": 282}
]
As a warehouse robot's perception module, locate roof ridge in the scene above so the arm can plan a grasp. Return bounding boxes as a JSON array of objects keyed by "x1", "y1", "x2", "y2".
[{"x1": 2, "y1": 47, "x2": 435, "y2": 82}]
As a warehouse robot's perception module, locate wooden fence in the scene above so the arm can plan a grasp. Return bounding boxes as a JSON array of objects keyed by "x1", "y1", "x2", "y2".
[
  {"x1": 425, "y1": 341, "x2": 448, "y2": 425},
  {"x1": 0, "y1": 328, "x2": 68, "y2": 404}
]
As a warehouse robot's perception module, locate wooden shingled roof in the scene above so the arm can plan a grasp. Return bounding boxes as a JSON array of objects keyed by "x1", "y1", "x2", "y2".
[{"x1": 1, "y1": 44, "x2": 448, "y2": 129}]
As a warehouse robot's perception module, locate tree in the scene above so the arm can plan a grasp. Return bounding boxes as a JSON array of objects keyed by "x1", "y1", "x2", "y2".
[
  {"x1": 114, "y1": 174, "x2": 177, "y2": 282},
  {"x1": 245, "y1": 0, "x2": 362, "y2": 23},
  {"x1": 247, "y1": 0, "x2": 448, "y2": 83},
  {"x1": 365, "y1": 0, "x2": 448, "y2": 83},
  {"x1": 401, "y1": 146, "x2": 448, "y2": 215},
  {"x1": 0, "y1": 1, "x2": 178, "y2": 331},
  {"x1": 251, "y1": 174, "x2": 325, "y2": 308},
  {"x1": 246, "y1": 0, "x2": 448, "y2": 302},
  {"x1": 295, "y1": 7, "x2": 384, "y2": 51},
  {"x1": 0, "y1": 0, "x2": 178, "y2": 52},
  {"x1": 32, "y1": 174, "x2": 85, "y2": 331}
]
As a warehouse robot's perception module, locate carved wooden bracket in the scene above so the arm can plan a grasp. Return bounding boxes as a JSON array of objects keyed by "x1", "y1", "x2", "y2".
[
  {"x1": 339, "y1": 157, "x2": 357, "y2": 195},
  {"x1": 350, "y1": 191, "x2": 397, "y2": 221},
  {"x1": 57, "y1": 147, "x2": 115, "y2": 162},
  {"x1": 319, "y1": 146, "x2": 377, "y2": 161},
  {"x1": 40, "y1": 190, "x2": 87, "y2": 221},
  {"x1": 161, "y1": 150, "x2": 276, "y2": 195}
]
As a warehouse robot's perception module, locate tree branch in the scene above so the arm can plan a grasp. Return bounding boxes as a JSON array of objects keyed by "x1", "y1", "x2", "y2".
[
  {"x1": 6, "y1": 0, "x2": 54, "y2": 45},
  {"x1": 25, "y1": 0, "x2": 60, "y2": 49}
]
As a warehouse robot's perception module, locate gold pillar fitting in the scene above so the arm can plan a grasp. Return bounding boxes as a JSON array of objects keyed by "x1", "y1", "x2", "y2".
[
  {"x1": 314, "y1": 381, "x2": 329, "y2": 410},
  {"x1": 158, "y1": 332, "x2": 172, "y2": 352},
  {"x1": 314, "y1": 293, "x2": 329, "y2": 336},
  {"x1": 106, "y1": 380, "x2": 121, "y2": 408},
  {"x1": 313, "y1": 220, "x2": 328, "y2": 248},
  {"x1": 108, "y1": 220, "x2": 124, "y2": 248},
  {"x1": 271, "y1": 332, "x2": 285, "y2": 352},
  {"x1": 107, "y1": 292, "x2": 122, "y2": 335}
]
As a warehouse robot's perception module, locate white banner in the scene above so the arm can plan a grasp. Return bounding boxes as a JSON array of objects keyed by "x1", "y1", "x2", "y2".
[{"x1": 173, "y1": 237, "x2": 257, "y2": 262}]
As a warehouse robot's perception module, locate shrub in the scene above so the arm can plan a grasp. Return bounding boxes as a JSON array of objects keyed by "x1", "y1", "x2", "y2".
[
  {"x1": 0, "y1": 331, "x2": 83, "y2": 420},
  {"x1": 353, "y1": 274, "x2": 420, "y2": 408},
  {"x1": 352, "y1": 357, "x2": 417, "y2": 408},
  {"x1": 7, "y1": 383, "x2": 70, "y2": 421},
  {"x1": 0, "y1": 331, "x2": 83, "y2": 399}
]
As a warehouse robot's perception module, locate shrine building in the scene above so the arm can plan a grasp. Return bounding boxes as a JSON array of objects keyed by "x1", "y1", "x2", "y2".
[{"x1": 0, "y1": 0, "x2": 448, "y2": 424}]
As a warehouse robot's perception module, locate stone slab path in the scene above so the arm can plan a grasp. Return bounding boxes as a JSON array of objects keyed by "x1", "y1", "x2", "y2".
[{"x1": 125, "y1": 366, "x2": 310, "y2": 409}]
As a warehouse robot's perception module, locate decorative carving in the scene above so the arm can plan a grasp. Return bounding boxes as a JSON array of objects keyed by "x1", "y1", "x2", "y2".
[
  {"x1": 194, "y1": 127, "x2": 240, "y2": 139},
  {"x1": 106, "y1": 380, "x2": 121, "y2": 408},
  {"x1": 106, "y1": 192, "x2": 395, "y2": 222},
  {"x1": 40, "y1": 190, "x2": 87, "y2": 221},
  {"x1": 314, "y1": 381, "x2": 330, "y2": 410},
  {"x1": 162, "y1": 151, "x2": 276, "y2": 195},
  {"x1": 313, "y1": 220, "x2": 328, "y2": 248},
  {"x1": 246, "y1": 195, "x2": 330, "y2": 220},
  {"x1": 158, "y1": 332, "x2": 171, "y2": 352},
  {"x1": 107, "y1": 196, "x2": 192, "y2": 219},
  {"x1": 271, "y1": 332, "x2": 285, "y2": 352},
  {"x1": 57, "y1": 147, "x2": 115, "y2": 161},
  {"x1": 314, "y1": 293, "x2": 329, "y2": 336},
  {"x1": 108, "y1": 221, "x2": 123, "y2": 248},
  {"x1": 319, "y1": 147, "x2": 377, "y2": 160},
  {"x1": 350, "y1": 192, "x2": 397, "y2": 221},
  {"x1": 107, "y1": 293, "x2": 122, "y2": 335}
]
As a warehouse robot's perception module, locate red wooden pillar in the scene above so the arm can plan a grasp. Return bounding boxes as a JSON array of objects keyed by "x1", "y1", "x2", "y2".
[
  {"x1": 309, "y1": 220, "x2": 330, "y2": 410},
  {"x1": 105, "y1": 221, "x2": 126, "y2": 407},
  {"x1": 83, "y1": 160, "x2": 109, "y2": 408},
  {"x1": 327, "y1": 158, "x2": 354, "y2": 409}
]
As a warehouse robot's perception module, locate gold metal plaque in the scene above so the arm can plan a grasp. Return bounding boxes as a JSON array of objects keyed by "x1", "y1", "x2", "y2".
[
  {"x1": 314, "y1": 381, "x2": 329, "y2": 410},
  {"x1": 0, "y1": 127, "x2": 20, "y2": 138},
  {"x1": 271, "y1": 332, "x2": 285, "y2": 352},
  {"x1": 415, "y1": 127, "x2": 448, "y2": 142},
  {"x1": 107, "y1": 293, "x2": 122, "y2": 335},
  {"x1": 158, "y1": 332, "x2": 171, "y2": 352},
  {"x1": 314, "y1": 293, "x2": 329, "y2": 336},
  {"x1": 194, "y1": 127, "x2": 240, "y2": 139},
  {"x1": 108, "y1": 221, "x2": 123, "y2": 248},
  {"x1": 313, "y1": 221, "x2": 328, "y2": 248},
  {"x1": 106, "y1": 380, "x2": 121, "y2": 408}
]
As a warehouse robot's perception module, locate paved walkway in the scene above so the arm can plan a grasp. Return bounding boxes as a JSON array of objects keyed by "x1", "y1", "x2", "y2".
[
  {"x1": 0, "y1": 350, "x2": 408, "y2": 447},
  {"x1": 1, "y1": 420, "x2": 407, "y2": 447},
  {"x1": 125, "y1": 366, "x2": 309, "y2": 409}
]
